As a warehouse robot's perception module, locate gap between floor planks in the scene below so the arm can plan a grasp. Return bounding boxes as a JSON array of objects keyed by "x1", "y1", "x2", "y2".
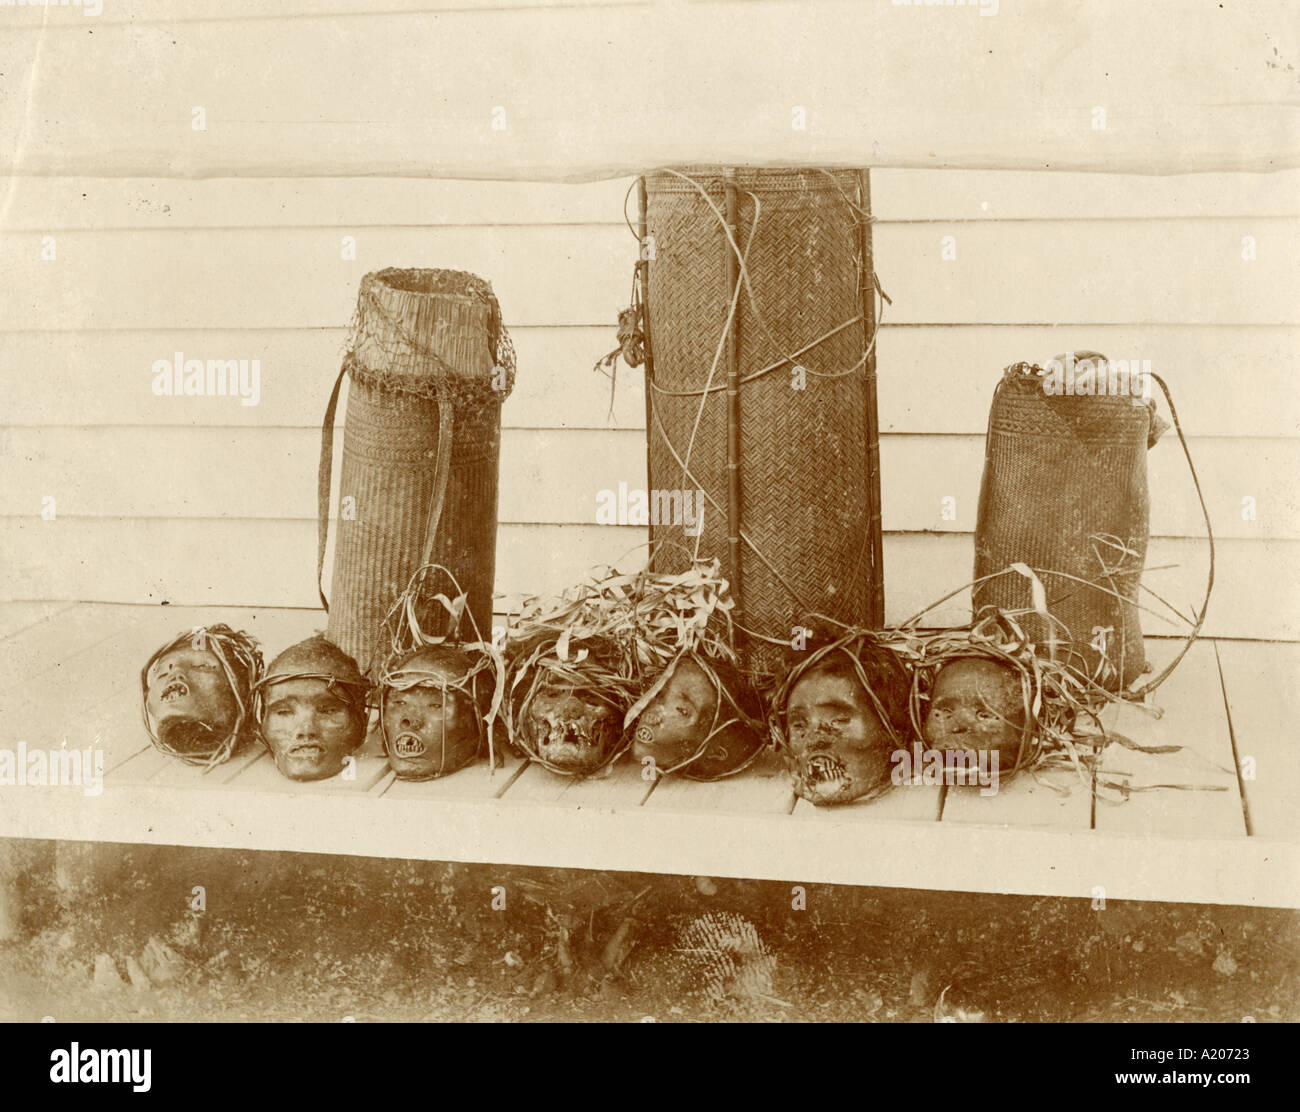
[
  {"x1": 1214, "y1": 639, "x2": 1300, "y2": 841},
  {"x1": 19, "y1": 605, "x2": 1271, "y2": 842}
]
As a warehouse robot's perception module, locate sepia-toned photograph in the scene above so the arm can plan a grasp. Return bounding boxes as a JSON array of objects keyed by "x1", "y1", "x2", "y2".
[{"x1": 0, "y1": 0, "x2": 1296, "y2": 1077}]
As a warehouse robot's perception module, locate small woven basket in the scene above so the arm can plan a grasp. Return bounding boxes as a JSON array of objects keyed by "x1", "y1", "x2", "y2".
[
  {"x1": 973, "y1": 365, "x2": 1157, "y2": 689},
  {"x1": 321, "y1": 269, "x2": 514, "y2": 675}
]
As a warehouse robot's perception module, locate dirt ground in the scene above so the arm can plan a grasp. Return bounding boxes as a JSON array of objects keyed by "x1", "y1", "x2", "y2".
[{"x1": 0, "y1": 840, "x2": 1295, "y2": 1023}]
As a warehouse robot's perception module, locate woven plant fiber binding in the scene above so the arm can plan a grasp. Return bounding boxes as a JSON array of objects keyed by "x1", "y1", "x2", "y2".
[
  {"x1": 973, "y1": 364, "x2": 1159, "y2": 690},
  {"x1": 644, "y1": 168, "x2": 879, "y2": 674},
  {"x1": 322, "y1": 269, "x2": 514, "y2": 676}
]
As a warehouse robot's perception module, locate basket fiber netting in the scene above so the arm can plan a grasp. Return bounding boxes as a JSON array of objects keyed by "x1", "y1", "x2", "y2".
[
  {"x1": 346, "y1": 268, "x2": 515, "y2": 402},
  {"x1": 321, "y1": 268, "x2": 512, "y2": 675},
  {"x1": 973, "y1": 369, "x2": 1156, "y2": 689},
  {"x1": 644, "y1": 168, "x2": 878, "y2": 673}
]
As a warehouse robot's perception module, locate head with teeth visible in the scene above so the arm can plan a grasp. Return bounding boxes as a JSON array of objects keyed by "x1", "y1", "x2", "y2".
[
  {"x1": 775, "y1": 640, "x2": 912, "y2": 805},
  {"x1": 255, "y1": 636, "x2": 369, "y2": 781},
  {"x1": 379, "y1": 644, "x2": 489, "y2": 780},
  {"x1": 924, "y1": 656, "x2": 1028, "y2": 766},
  {"x1": 516, "y1": 677, "x2": 624, "y2": 777},
  {"x1": 627, "y1": 653, "x2": 766, "y2": 781},
  {"x1": 141, "y1": 625, "x2": 262, "y2": 766}
]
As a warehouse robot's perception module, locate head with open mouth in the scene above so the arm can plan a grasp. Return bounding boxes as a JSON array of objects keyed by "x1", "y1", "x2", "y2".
[
  {"x1": 378, "y1": 644, "x2": 492, "y2": 780},
  {"x1": 626, "y1": 652, "x2": 766, "y2": 781},
  {"x1": 515, "y1": 675, "x2": 627, "y2": 776},
  {"x1": 924, "y1": 656, "x2": 1028, "y2": 767},
  {"x1": 773, "y1": 635, "x2": 913, "y2": 805},
  {"x1": 255, "y1": 636, "x2": 370, "y2": 781},
  {"x1": 141, "y1": 625, "x2": 263, "y2": 767}
]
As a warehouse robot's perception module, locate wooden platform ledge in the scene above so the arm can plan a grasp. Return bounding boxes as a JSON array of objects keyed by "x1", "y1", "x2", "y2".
[{"x1": 0, "y1": 603, "x2": 1296, "y2": 910}]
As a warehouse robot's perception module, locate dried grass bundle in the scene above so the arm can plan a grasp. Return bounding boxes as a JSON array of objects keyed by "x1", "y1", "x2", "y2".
[
  {"x1": 893, "y1": 562, "x2": 1207, "y2": 795},
  {"x1": 770, "y1": 564, "x2": 1202, "y2": 805},
  {"x1": 619, "y1": 559, "x2": 766, "y2": 780},
  {"x1": 505, "y1": 558, "x2": 764, "y2": 778},
  {"x1": 504, "y1": 567, "x2": 647, "y2": 777}
]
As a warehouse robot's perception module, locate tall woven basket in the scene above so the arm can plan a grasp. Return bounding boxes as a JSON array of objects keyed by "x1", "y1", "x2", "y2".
[
  {"x1": 319, "y1": 269, "x2": 514, "y2": 675},
  {"x1": 642, "y1": 167, "x2": 883, "y2": 673},
  {"x1": 973, "y1": 364, "x2": 1158, "y2": 690}
]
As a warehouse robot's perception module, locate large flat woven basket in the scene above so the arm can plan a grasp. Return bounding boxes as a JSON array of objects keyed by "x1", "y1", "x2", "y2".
[{"x1": 643, "y1": 167, "x2": 882, "y2": 673}]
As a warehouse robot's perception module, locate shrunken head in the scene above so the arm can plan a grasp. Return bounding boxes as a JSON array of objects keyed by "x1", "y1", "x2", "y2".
[
  {"x1": 141, "y1": 625, "x2": 261, "y2": 766},
  {"x1": 257, "y1": 637, "x2": 369, "y2": 781},
  {"x1": 629, "y1": 655, "x2": 764, "y2": 780},
  {"x1": 520, "y1": 682, "x2": 623, "y2": 776},
  {"x1": 779, "y1": 646, "x2": 911, "y2": 805},
  {"x1": 924, "y1": 657, "x2": 1027, "y2": 765},
  {"x1": 380, "y1": 645, "x2": 484, "y2": 780}
]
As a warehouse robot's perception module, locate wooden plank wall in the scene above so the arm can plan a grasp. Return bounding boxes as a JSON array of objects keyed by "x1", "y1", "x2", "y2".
[
  {"x1": 2, "y1": 169, "x2": 1298, "y2": 636},
  {"x1": 3, "y1": 1, "x2": 1293, "y2": 178}
]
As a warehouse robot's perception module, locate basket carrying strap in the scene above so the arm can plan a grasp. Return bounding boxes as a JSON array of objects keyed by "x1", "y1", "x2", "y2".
[
  {"x1": 317, "y1": 367, "x2": 348, "y2": 612},
  {"x1": 419, "y1": 405, "x2": 455, "y2": 567},
  {"x1": 317, "y1": 367, "x2": 456, "y2": 612}
]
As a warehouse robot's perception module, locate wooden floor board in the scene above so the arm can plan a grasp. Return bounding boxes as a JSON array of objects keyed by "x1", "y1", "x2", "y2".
[
  {"x1": 3, "y1": 604, "x2": 314, "y2": 735},
  {"x1": 6, "y1": 602, "x2": 1293, "y2": 903},
  {"x1": 110, "y1": 737, "x2": 267, "y2": 787},
  {"x1": 501, "y1": 756, "x2": 656, "y2": 808},
  {"x1": 643, "y1": 753, "x2": 795, "y2": 816},
  {"x1": 140, "y1": 742, "x2": 270, "y2": 788},
  {"x1": 6, "y1": 784, "x2": 1294, "y2": 908},
  {"x1": 792, "y1": 781, "x2": 943, "y2": 823},
  {"x1": 1094, "y1": 641, "x2": 1245, "y2": 838},
  {"x1": 86, "y1": 689, "x2": 155, "y2": 775},
  {"x1": 0, "y1": 601, "x2": 78, "y2": 643},
  {"x1": 2, "y1": 635, "x2": 164, "y2": 779},
  {"x1": 1, "y1": 609, "x2": 177, "y2": 762},
  {"x1": 380, "y1": 750, "x2": 529, "y2": 802},
  {"x1": 0, "y1": 603, "x2": 149, "y2": 695},
  {"x1": 940, "y1": 762, "x2": 1093, "y2": 830},
  {"x1": 4, "y1": 605, "x2": 300, "y2": 776},
  {"x1": 1215, "y1": 640, "x2": 1300, "y2": 841},
  {"x1": 107, "y1": 745, "x2": 169, "y2": 785}
]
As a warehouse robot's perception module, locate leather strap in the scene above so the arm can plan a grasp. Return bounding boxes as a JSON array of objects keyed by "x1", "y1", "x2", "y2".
[
  {"x1": 318, "y1": 365, "x2": 457, "y2": 615},
  {"x1": 317, "y1": 366, "x2": 348, "y2": 612},
  {"x1": 419, "y1": 403, "x2": 456, "y2": 568}
]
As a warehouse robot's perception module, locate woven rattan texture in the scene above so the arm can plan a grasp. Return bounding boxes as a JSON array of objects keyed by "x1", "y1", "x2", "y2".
[
  {"x1": 974, "y1": 379, "x2": 1153, "y2": 688},
  {"x1": 327, "y1": 379, "x2": 501, "y2": 674},
  {"x1": 326, "y1": 270, "x2": 505, "y2": 674},
  {"x1": 644, "y1": 168, "x2": 876, "y2": 672},
  {"x1": 347, "y1": 267, "x2": 516, "y2": 403}
]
